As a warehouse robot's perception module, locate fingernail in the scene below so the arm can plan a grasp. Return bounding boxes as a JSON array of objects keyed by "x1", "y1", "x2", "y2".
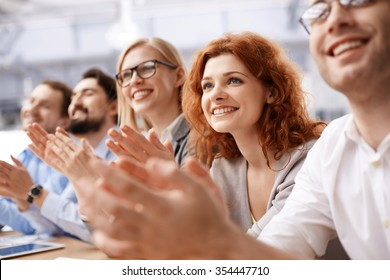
[
  {"x1": 110, "y1": 129, "x2": 120, "y2": 138},
  {"x1": 121, "y1": 125, "x2": 130, "y2": 132}
]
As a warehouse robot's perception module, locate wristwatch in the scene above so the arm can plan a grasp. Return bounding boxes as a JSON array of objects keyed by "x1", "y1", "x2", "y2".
[{"x1": 27, "y1": 184, "x2": 43, "y2": 203}]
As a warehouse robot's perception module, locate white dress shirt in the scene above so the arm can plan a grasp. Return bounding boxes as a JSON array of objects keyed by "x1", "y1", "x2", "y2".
[{"x1": 260, "y1": 114, "x2": 390, "y2": 259}]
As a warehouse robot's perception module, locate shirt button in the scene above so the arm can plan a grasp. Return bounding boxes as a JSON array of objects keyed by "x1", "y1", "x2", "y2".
[
  {"x1": 383, "y1": 219, "x2": 390, "y2": 229},
  {"x1": 371, "y1": 158, "x2": 381, "y2": 167}
]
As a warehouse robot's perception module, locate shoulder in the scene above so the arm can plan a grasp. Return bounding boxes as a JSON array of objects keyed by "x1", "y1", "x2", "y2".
[
  {"x1": 308, "y1": 114, "x2": 352, "y2": 157},
  {"x1": 172, "y1": 115, "x2": 190, "y2": 143},
  {"x1": 320, "y1": 114, "x2": 351, "y2": 139}
]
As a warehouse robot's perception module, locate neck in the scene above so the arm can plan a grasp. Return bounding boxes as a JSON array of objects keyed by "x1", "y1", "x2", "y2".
[
  {"x1": 231, "y1": 129, "x2": 269, "y2": 170},
  {"x1": 147, "y1": 105, "x2": 181, "y2": 138},
  {"x1": 348, "y1": 85, "x2": 390, "y2": 150}
]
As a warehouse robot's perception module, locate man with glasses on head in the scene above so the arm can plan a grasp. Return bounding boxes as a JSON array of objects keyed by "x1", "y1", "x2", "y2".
[
  {"x1": 257, "y1": 0, "x2": 390, "y2": 259},
  {"x1": 87, "y1": 0, "x2": 390, "y2": 259},
  {"x1": 250, "y1": 0, "x2": 390, "y2": 259}
]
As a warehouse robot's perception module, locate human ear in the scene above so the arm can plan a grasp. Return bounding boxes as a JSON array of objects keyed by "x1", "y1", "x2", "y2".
[
  {"x1": 58, "y1": 117, "x2": 70, "y2": 131},
  {"x1": 266, "y1": 87, "x2": 278, "y2": 104},
  {"x1": 108, "y1": 99, "x2": 118, "y2": 117},
  {"x1": 174, "y1": 67, "x2": 186, "y2": 88}
]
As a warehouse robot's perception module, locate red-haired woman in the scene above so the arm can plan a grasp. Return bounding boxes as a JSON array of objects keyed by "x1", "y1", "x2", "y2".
[{"x1": 183, "y1": 31, "x2": 325, "y2": 234}]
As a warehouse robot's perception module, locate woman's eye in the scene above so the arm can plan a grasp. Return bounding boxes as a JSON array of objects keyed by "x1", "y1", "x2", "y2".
[
  {"x1": 202, "y1": 83, "x2": 213, "y2": 91},
  {"x1": 122, "y1": 71, "x2": 132, "y2": 79},
  {"x1": 228, "y1": 77, "x2": 242, "y2": 85}
]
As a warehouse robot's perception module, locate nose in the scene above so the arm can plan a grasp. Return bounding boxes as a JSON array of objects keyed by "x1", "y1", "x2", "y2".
[
  {"x1": 129, "y1": 71, "x2": 144, "y2": 87},
  {"x1": 71, "y1": 92, "x2": 83, "y2": 105},
  {"x1": 325, "y1": 1, "x2": 356, "y2": 34},
  {"x1": 25, "y1": 101, "x2": 38, "y2": 115},
  {"x1": 209, "y1": 84, "x2": 228, "y2": 102}
]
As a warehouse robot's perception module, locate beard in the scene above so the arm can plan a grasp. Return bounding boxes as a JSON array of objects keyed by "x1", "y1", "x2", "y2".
[{"x1": 69, "y1": 115, "x2": 106, "y2": 134}]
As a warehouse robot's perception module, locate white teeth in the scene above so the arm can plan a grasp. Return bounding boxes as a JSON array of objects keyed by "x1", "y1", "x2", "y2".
[
  {"x1": 213, "y1": 107, "x2": 236, "y2": 115},
  {"x1": 73, "y1": 110, "x2": 85, "y2": 118},
  {"x1": 333, "y1": 40, "x2": 363, "y2": 56},
  {"x1": 133, "y1": 90, "x2": 150, "y2": 100}
]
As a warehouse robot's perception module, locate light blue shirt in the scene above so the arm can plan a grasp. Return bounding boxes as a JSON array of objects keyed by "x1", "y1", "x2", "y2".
[
  {"x1": 21, "y1": 132, "x2": 116, "y2": 243},
  {"x1": 0, "y1": 148, "x2": 69, "y2": 235}
]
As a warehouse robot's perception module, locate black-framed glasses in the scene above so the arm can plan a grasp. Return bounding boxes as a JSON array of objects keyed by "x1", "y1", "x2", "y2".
[
  {"x1": 115, "y1": 59, "x2": 177, "y2": 88},
  {"x1": 299, "y1": 0, "x2": 373, "y2": 34}
]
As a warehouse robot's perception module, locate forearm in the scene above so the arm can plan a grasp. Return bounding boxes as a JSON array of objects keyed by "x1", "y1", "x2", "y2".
[
  {"x1": 40, "y1": 192, "x2": 92, "y2": 243},
  {"x1": 209, "y1": 221, "x2": 300, "y2": 260},
  {"x1": 21, "y1": 207, "x2": 62, "y2": 236}
]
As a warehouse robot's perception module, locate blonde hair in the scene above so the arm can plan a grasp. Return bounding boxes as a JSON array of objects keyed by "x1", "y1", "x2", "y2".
[{"x1": 116, "y1": 37, "x2": 187, "y2": 131}]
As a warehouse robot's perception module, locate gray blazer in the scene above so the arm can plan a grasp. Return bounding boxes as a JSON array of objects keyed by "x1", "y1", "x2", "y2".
[
  {"x1": 211, "y1": 139, "x2": 349, "y2": 259},
  {"x1": 210, "y1": 140, "x2": 316, "y2": 232},
  {"x1": 161, "y1": 114, "x2": 190, "y2": 166}
]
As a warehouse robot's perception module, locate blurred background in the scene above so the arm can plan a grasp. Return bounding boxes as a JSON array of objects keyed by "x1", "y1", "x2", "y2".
[{"x1": 0, "y1": 0, "x2": 350, "y2": 159}]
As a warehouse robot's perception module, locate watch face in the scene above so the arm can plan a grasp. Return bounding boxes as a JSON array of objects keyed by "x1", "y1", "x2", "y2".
[
  {"x1": 30, "y1": 185, "x2": 42, "y2": 196},
  {"x1": 31, "y1": 188, "x2": 40, "y2": 195}
]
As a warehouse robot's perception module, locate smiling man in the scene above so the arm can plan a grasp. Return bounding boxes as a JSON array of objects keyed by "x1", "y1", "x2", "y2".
[
  {"x1": 85, "y1": 0, "x2": 390, "y2": 260},
  {"x1": 26, "y1": 68, "x2": 118, "y2": 242},
  {"x1": 0, "y1": 81, "x2": 71, "y2": 235},
  {"x1": 0, "y1": 68, "x2": 118, "y2": 243}
]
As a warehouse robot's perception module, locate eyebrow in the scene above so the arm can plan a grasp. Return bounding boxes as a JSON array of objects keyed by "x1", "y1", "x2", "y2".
[
  {"x1": 201, "y1": 71, "x2": 249, "y2": 81},
  {"x1": 72, "y1": 88, "x2": 97, "y2": 95}
]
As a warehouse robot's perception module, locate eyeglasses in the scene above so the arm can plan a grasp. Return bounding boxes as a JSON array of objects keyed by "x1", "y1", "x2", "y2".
[
  {"x1": 115, "y1": 59, "x2": 177, "y2": 88},
  {"x1": 299, "y1": 0, "x2": 373, "y2": 34}
]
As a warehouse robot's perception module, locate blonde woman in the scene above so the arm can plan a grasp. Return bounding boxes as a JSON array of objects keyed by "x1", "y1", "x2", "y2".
[{"x1": 107, "y1": 37, "x2": 189, "y2": 165}]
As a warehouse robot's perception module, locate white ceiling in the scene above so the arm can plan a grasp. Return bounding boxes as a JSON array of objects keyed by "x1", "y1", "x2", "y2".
[{"x1": 0, "y1": 0, "x2": 300, "y2": 23}]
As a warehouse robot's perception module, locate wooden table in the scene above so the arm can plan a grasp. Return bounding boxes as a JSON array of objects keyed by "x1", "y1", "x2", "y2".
[{"x1": 1, "y1": 231, "x2": 112, "y2": 260}]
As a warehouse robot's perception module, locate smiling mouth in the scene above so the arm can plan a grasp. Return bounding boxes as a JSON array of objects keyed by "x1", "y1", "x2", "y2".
[
  {"x1": 24, "y1": 117, "x2": 39, "y2": 124},
  {"x1": 212, "y1": 107, "x2": 237, "y2": 115},
  {"x1": 73, "y1": 109, "x2": 87, "y2": 118},
  {"x1": 132, "y1": 90, "x2": 151, "y2": 100},
  {"x1": 331, "y1": 40, "x2": 366, "y2": 57}
]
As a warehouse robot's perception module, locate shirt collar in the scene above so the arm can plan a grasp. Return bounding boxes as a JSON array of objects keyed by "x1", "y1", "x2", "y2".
[
  {"x1": 344, "y1": 114, "x2": 360, "y2": 144},
  {"x1": 94, "y1": 126, "x2": 118, "y2": 160},
  {"x1": 344, "y1": 114, "x2": 390, "y2": 154},
  {"x1": 160, "y1": 114, "x2": 189, "y2": 143}
]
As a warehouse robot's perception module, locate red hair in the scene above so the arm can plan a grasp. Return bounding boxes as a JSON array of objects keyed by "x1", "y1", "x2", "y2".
[{"x1": 183, "y1": 32, "x2": 325, "y2": 167}]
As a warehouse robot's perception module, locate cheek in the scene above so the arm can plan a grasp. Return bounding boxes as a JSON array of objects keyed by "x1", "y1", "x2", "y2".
[
  {"x1": 68, "y1": 104, "x2": 74, "y2": 115},
  {"x1": 20, "y1": 108, "x2": 27, "y2": 118},
  {"x1": 122, "y1": 87, "x2": 131, "y2": 100},
  {"x1": 309, "y1": 33, "x2": 323, "y2": 59},
  {"x1": 122, "y1": 88, "x2": 136, "y2": 107},
  {"x1": 201, "y1": 95, "x2": 209, "y2": 117}
]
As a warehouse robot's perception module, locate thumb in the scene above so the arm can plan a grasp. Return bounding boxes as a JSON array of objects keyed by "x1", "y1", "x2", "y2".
[
  {"x1": 163, "y1": 139, "x2": 174, "y2": 154},
  {"x1": 10, "y1": 155, "x2": 23, "y2": 167}
]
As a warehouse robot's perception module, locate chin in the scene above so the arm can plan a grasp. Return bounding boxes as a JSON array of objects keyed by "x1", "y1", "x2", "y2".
[{"x1": 212, "y1": 125, "x2": 229, "y2": 134}]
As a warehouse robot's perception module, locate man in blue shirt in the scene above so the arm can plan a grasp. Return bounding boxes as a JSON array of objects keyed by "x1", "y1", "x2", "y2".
[
  {"x1": 3, "y1": 68, "x2": 118, "y2": 243},
  {"x1": 0, "y1": 80, "x2": 72, "y2": 235}
]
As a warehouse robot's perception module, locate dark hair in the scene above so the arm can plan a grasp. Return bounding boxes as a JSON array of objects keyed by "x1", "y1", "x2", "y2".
[
  {"x1": 41, "y1": 80, "x2": 72, "y2": 117},
  {"x1": 82, "y1": 68, "x2": 117, "y2": 101},
  {"x1": 183, "y1": 31, "x2": 326, "y2": 166}
]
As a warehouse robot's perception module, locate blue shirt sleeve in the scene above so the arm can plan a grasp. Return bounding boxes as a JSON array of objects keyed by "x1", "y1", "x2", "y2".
[{"x1": 0, "y1": 197, "x2": 35, "y2": 234}]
